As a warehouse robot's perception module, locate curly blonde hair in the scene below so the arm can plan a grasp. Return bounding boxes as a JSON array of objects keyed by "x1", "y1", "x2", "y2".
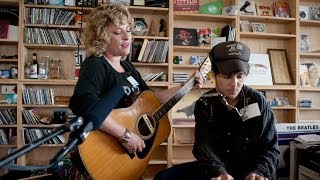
[{"x1": 84, "y1": 4, "x2": 133, "y2": 57}]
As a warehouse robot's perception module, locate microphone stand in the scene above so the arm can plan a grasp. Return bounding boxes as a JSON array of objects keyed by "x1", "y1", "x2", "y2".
[{"x1": 0, "y1": 116, "x2": 92, "y2": 170}]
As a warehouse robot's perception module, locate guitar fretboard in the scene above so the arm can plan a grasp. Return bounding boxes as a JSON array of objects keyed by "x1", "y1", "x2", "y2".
[{"x1": 153, "y1": 76, "x2": 196, "y2": 121}]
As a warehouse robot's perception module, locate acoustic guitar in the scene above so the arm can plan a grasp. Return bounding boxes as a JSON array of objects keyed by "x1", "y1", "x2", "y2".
[{"x1": 79, "y1": 57, "x2": 212, "y2": 179}]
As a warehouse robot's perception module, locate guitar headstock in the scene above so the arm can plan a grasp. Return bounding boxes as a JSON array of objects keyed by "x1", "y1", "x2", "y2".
[{"x1": 198, "y1": 56, "x2": 212, "y2": 78}]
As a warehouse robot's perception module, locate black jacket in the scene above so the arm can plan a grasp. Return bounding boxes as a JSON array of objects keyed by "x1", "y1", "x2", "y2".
[{"x1": 193, "y1": 85, "x2": 280, "y2": 179}]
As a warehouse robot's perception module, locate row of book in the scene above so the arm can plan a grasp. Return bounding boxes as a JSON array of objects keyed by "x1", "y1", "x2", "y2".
[
  {"x1": 0, "y1": 108, "x2": 17, "y2": 125},
  {"x1": 0, "y1": 129, "x2": 10, "y2": 145},
  {"x1": 22, "y1": 88, "x2": 55, "y2": 105},
  {"x1": 24, "y1": 27, "x2": 81, "y2": 45},
  {"x1": 22, "y1": 128, "x2": 66, "y2": 144},
  {"x1": 25, "y1": 8, "x2": 77, "y2": 25},
  {"x1": 0, "y1": 128, "x2": 16, "y2": 145},
  {"x1": 141, "y1": 72, "x2": 164, "y2": 82},
  {"x1": 131, "y1": 40, "x2": 169, "y2": 63},
  {"x1": 22, "y1": 109, "x2": 41, "y2": 125}
]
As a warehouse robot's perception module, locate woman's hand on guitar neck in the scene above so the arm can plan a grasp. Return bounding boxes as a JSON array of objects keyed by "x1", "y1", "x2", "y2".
[{"x1": 120, "y1": 129, "x2": 146, "y2": 153}]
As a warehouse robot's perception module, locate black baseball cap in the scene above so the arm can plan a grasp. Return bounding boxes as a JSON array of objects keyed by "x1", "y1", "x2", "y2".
[{"x1": 210, "y1": 41, "x2": 250, "y2": 75}]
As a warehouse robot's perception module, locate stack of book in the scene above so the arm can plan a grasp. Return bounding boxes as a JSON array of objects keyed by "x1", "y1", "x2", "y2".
[
  {"x1": 142, "y1": 72, "x2": 164, "y2": 82},
  {"x1": 173, "y1": 72, "x2": 189, "y2": 83},
  {"x1": 295, "y1": 134, "x2": 320, "y2": 145}
]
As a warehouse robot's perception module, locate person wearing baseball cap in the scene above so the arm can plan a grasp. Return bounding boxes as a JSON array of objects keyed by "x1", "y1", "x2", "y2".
[{"x1": 155, "y1": 41, "x2": 280, "y2": 180}]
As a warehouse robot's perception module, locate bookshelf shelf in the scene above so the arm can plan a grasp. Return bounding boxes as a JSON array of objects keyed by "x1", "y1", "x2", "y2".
[
  {"x1": 0, "y1": 59, "x2": 18, "y2": 63},
  {"x1": 128, "y1": 6, "x2": 169, "y2": 14},
  {"x1": 171, "y1": 159, "x2": 196, "y2": 165},
  {"x1": 24, "y1": 44, "x2": 85, "y2": 50},
  {"x1": 22, "y1": 104, "x2": 69, "y2": 108},
  {"x1": 24, "y1": 4, "x2": 93, "y2": 12},
  {"x1": 299, "y1": 87, "x2": 320, "y2": 91},
  {"x1": 146, "y1": 81, "x2": 169, "y2": 87},
  {"x1": 173, "y1": 64, "x2": 198, "y2": 69},
  {"x1": 0, "y1": 125, "x2": 17, "y2": 128},
  {"x1": 300, "y1": 20, "x2": 320, "y2": 27},
  {"x1": 173, "y1": 45, "x2": 211, "y2": 52},
  {"x1": 240, "y1": 32, "x2": 296, "y2": 39},
  {"x1": 22, "y1": 80, "x2": 77, "y2": 85},
  {"x1": 240, "y1": 15, "x2": 296, "y2": 24},
  {"x1": 133, "y1": 36, "x2": 169, "y2": 40},
  {"x1": 132, "y1": 62, "x2": 169, "y2": 67},
  {"x1": 272, "y1": 106, "x2": 296, "y2": 110},
  {"x1": 0, "y1": 145, "x2": 16, "y2": 148},
  {"x1": 300, "y1": 52, "x2": 320, "y2": 58},
  {"x1": 174, "y1": 13, "x2": 236, "y2": 22},
  {"x1": 23, "y1": 124, "x2": 64, "y2": 128},
  {"x1": 250, "y1": 85, "x2": 297, "y2": 90},
  {"x1": 148, "y1": 160, "x2": 168, "y2": 165},
  {"x1": 0, "y1": 104, "x2": 17, "y2": 108},
  {"x1": 0, "y1": 79, "x2": 19, "y2": 84},
  {"x1": 24, "y1": 24, "x2": 83, "y2": 30},
  {"x1": 0, "y1": 39, "x2": 18, "y2": 44},
  {"x1": 299, "y1": 107, "x2": 320, "y2": 110}
]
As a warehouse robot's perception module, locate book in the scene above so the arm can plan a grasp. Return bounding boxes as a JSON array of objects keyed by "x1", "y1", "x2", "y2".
[
  {"x1": 274, "y1": 2, "x2": 290, "y2": 18},
  {"x1": 309, "y1": 7, "x2": 320, "y2": 21},
  {"x1": 239, "y1": 0, "x2": 257, "y2": 15},
  {"x1": 300, "y1": 34, "x2": 310, "y2": 52},
  {"x1": 256, "y1": 3, "x2": 273, "y2": 16},
  {"x1": 299, "y1": 6, "x2": 310, "y2": 20},
  {"x1": 173, "y1": 0, "x2": 199, "y2": 13},
  {"x1": 198, "y1": 28, "x2": 211, "y2": 47},
  {"x1": 173, "y1": 28, "x2": 198, "y2": 46},
  {"x1": 308, "y1": 63, "x2": 320, "y2": 87},
  {"x1": 300, "y1": 64, "x2": 311, "y2": 86},
  {"x1": 137, "y1": 39, "x2": 149, "y2": 62},
  {"x1": 0, "y1": 20, "x2": 9, "y2": 39}
]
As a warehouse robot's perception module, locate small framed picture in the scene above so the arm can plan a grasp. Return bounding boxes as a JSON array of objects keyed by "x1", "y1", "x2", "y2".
[
  {"x1": 240, "y1": 20, "x2": 251, "y2": 32},
  {"x1": 252, "y1": 22, "x2": 266, "y2": 33}
]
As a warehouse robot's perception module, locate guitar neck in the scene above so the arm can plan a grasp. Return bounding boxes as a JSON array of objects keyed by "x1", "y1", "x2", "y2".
[{"x1": 153, "y1": 76, "x2": 196, "y2": 121}]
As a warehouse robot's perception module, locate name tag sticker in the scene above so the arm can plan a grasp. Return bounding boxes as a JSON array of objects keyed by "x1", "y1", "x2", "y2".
[
  {"x1": 127, "y1": 76, "x2": 139, "y2": 86},
  {"x1": 240, "y1": 103, "x2": 261, "y2": 121}
]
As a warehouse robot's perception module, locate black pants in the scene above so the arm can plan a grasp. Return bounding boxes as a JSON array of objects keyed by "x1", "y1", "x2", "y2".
[{"x1": 154, "y1": 161, "x2": 212, "y2": 180}]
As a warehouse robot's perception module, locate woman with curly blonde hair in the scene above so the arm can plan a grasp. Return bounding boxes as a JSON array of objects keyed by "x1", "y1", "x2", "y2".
[
  {"x1": 83, "y1": 4, "x2": 133, "y2": 58},
  {"x1": 69, "y1": 3, "x2": 204, "y2": 178}
]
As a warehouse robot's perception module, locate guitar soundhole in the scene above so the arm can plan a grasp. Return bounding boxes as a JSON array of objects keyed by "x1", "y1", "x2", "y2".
[{"x1": 137, "y1": 114, "x2": 157, "y2": 139}]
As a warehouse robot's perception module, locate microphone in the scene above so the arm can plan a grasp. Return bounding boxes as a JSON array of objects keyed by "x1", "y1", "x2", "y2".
[
  {"x1": 240, "y1": 1, "x2": 251, "y2": 12},
  {"x1": 51, "y1": 117, "x2": 93, "y2": 164}
]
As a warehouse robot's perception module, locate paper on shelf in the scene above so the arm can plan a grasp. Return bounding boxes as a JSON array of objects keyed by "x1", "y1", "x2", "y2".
[{"x1": 294, "y1": 134, "x2": 320, "y2": 145}]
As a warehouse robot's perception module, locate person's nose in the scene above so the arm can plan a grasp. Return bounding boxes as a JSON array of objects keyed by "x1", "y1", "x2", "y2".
[
  {"x1": 228, "y1": 76, "x2": 238, "y2": 88},
  {"x1": 122, "y1": 31, "x2": 131, "y2": 40}
]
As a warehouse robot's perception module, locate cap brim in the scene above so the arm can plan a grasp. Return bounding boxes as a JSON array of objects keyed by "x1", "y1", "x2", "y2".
[{"x1": 215, "y1": 59, "x2": 250, "y2": 74}]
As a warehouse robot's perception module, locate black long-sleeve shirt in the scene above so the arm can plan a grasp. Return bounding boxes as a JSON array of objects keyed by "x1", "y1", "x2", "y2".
[
  {"x1": 193, "y1": 85, "x2": 280, "y2": 179},
  {"x1": 69, "y1": 56, "x2": 148, "y2": 129}
]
